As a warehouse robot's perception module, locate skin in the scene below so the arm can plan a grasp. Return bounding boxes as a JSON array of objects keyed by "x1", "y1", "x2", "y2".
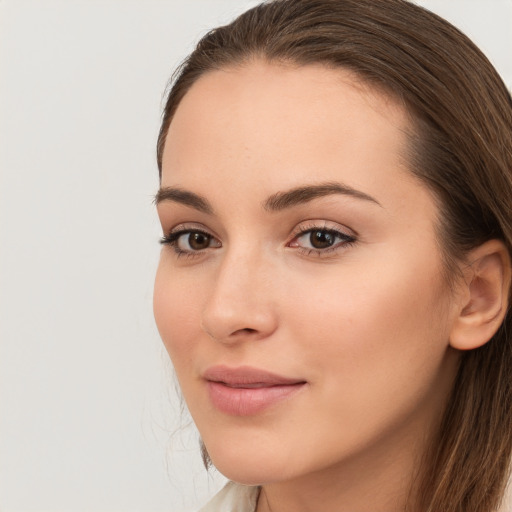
[{"x1": 154, "y1": 62, "x2": 464, "y2": 512}]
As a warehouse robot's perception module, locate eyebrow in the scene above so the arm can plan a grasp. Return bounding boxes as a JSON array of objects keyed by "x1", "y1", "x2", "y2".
[
  {"x1": 154, "y1": 181, "x2": 381, "y2": 213},
  {"x1": 263, "y1": 182, "x2": 382, "y2": 211},
  {"x1": 154, "y1": 187, "x2": 213, "y2": 214}
]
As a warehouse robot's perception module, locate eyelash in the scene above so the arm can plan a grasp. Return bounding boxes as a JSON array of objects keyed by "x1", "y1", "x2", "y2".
[
  {"x1": 288, "y1": 222, "x2": 356, "y2": 258},
  {"x1": 160, "y1": 223, "x2": 357, "y2": 259},
  {"x1": 160, "y1": 226, "x2": 219, "y2": 259}
]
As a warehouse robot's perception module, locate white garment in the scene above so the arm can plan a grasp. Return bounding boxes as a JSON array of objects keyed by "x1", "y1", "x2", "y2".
[
  {"x1": 198, "y1": 480, "x2": 512, "y2": 511},
  {"x1": 198, "y1": 481, "x2": 259, "y2": 512}
]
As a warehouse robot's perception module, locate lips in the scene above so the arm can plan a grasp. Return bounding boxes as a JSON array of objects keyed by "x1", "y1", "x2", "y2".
[{"x1": 203, "y1": 365, "x2": 307, "y2": 416}]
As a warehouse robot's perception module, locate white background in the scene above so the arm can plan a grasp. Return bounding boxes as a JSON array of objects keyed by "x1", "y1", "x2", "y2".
[{"x1": 1, "y1": 1, "x2": 511, "y2": 511}]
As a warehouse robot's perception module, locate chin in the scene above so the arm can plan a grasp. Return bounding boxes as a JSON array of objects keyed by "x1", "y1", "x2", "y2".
[{"x1": 206, "y1": 442, "x2": 294, "y2": 486}]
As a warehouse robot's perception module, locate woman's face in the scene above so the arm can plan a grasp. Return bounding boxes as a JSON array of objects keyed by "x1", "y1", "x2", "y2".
[{"x1": 154, "y1": 62, "x2": 461, "y2": 486}]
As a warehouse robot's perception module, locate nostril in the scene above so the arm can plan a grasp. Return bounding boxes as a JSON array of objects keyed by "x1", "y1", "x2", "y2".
[{"x1": 236, "y1": 328, "x2": 257, "y2": 335}]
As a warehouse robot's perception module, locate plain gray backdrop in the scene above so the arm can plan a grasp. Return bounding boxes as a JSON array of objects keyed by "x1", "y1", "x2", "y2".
[{"x1": 1, "y1": 1, "x2": 511, "y2": 511}]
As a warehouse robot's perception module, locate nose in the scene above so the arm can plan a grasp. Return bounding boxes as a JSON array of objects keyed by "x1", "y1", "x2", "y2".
[{"x1": 201, "y1": 245, "x2": 278, "y2": 343}]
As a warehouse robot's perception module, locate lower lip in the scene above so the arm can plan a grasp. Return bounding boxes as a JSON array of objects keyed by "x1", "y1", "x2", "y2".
[{"x1": 207, "y1": 381, "x2": 306, "y2": 416}]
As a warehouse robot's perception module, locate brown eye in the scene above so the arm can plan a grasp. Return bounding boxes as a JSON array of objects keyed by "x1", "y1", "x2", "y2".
[
  {"x1": 309, "y1": 230, "x2": 336, "y2": 249},
  {"x1": 289, "y1": 226, "x2": 356, "y2": 255},
  {"x1": 188, "y1": 232, "x2": 211, "y2": 250},
  {"x1": 161, "y1": 229, "x2": 221, "y2": 254}
]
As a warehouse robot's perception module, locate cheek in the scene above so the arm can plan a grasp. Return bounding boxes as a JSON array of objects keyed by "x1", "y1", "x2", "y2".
[
  {"x1": 153, "y1": 260, "x2": 202, "y2": 363},
  {"x1": 283, "y1": 251, "x2": 451, "y2": 409}
]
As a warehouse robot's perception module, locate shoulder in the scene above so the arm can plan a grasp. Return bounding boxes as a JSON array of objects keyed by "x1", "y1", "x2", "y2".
[{"x1": 198, "y1": 481, "x2": 260, "y2": 512}]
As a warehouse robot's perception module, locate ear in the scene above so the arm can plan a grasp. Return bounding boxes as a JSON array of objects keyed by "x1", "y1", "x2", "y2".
[{"x1": 449, "y1": 239, "x2": 511, "y2": 351}]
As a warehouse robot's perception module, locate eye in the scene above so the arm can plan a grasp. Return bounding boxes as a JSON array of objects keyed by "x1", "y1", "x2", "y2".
[
  {"x1": 288, "y1": 224, "x2": 356, "y2": 256},
  {"x1": 302, "y1": 230, "x2": 340, "y2": 249},
  {"x1": 160, "y1": 228, "x2": 221, "y2": 254}
]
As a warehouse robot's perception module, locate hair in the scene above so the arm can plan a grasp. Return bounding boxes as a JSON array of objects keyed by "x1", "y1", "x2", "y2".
[{"x1": 156, "y1": 1, "x2": 512, "y2": 510}]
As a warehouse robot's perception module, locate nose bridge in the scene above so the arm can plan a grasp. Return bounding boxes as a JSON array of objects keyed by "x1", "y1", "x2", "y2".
[{"x1": 201, "y1": 239, "x2": 277, "y2": 342}]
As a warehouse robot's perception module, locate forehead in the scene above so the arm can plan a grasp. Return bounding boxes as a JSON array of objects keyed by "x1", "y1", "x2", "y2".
[{"x1": 161, "y1": 61, "x2": 414, "y2": 199}]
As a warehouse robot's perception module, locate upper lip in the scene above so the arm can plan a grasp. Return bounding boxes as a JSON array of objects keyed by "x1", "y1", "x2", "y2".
[{"x1": 203, "y1": 365, "x2": 306, "y2": 388}]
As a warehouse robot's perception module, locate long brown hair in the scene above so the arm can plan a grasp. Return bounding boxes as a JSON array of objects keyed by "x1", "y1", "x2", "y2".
[{"x1": 157, "y1": 1, "x2": 512, "y2": 510}]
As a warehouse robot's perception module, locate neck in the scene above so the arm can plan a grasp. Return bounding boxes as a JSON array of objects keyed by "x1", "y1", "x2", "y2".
[{"x1": 255, "y1": 417, "x2": 430, "y2": 512}]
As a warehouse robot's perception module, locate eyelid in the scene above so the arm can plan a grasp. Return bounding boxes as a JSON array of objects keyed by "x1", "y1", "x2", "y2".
[
  {"x1": 289, "y1": 220, "x2": 356, "y2": 239},
  {"x1": 159, "y1": 222, "x2": 222, "y2": 257},
  {"x1": 287, "y1": 220, "x2": 357, "y2": 256},
  {"x1": 163, "y1": 222, "x2": 219, "y2": 239}
]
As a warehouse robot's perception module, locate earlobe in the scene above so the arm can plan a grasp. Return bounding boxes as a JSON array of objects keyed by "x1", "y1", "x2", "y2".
[{"x1": 449, "y1": 239, "x2": 511, "y2": 351}]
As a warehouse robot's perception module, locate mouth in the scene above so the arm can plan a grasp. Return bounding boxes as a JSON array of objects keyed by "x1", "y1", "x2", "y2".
[{"x1": 203, "y1": 365, "x2": 307, "y2": 416}]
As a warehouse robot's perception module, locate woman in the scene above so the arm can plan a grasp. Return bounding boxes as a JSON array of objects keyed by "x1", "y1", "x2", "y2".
[{"x1": 153, "y1": 1, "x2": 512, "y2": 510}]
